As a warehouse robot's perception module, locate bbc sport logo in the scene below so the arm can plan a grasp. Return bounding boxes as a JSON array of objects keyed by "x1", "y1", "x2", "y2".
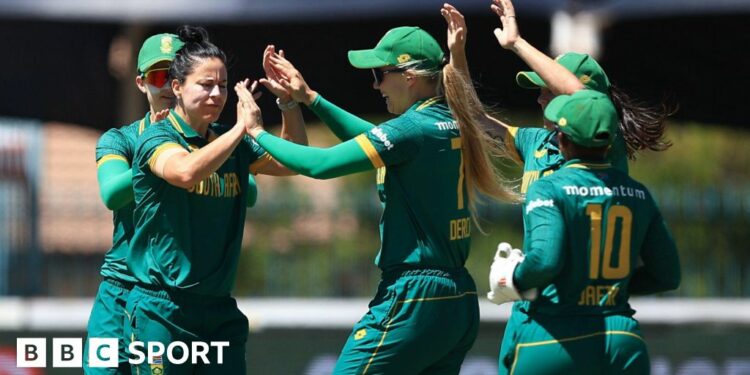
[{"x1": 16, "y1": 338, "x2": 229, "y2": 368}]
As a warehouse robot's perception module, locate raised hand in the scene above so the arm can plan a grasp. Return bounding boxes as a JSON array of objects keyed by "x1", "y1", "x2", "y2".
[
  {"x1": 234, "y1": 79, "x2": 264, "y2": 136},
  {"x1": 150, "y1": 108, "x2": 170, "y2": 123},
  {"x1": 267, "y1": 51, "x2": 317, "y2": 105},
  {"x1": 490, "y1": 0, "x2": 520, "y2": 50},
  {"x1": 441, "y1": 3, "x2": 470, "y2": 74},
  {"x1": 441, "y1": 3, "x2": 466, "y2": 57},
  {"x1": 259, "y1": 45, "x2": 292, "y2": 102}
]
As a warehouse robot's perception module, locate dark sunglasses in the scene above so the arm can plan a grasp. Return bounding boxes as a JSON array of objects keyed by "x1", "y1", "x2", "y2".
[
  {"x1": 142, "y1": 68, "x2": 170, "y2": 88},
  {"x1": 371, "y1": 67, "x2": 406, "y2": 85}
]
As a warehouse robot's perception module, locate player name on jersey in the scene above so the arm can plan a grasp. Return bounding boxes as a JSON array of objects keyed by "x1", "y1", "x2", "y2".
[{"x1": 578, "y1": 284, "x2": 621, "y2": 307}]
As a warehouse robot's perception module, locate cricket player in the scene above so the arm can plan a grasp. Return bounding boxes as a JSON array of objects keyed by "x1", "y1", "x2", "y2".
[
  {"x1": 124, "y1": 25, "x2": 305, "y2": 374},
  {"x1": 238, "y1": 25, "x2": 519, "y2": 374},
  {"x1": 87, "y1": 33, "x2": 185, "y2": 375},
  {"x1": 487, "y1": 90, "x2": 681, "y2": 374}
]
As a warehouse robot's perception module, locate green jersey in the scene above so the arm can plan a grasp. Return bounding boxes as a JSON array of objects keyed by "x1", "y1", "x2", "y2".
[
  {"x1": 94, "y1": 115, "x2": 154, "y2": 284},
  {"x1": 514, "y1": 159, "x2": 680, "y2": 316},
  {"x1": 354, "y1": 97, "x2": 471, "y2": 270},
  {"x1": 130, "y1": 110, "x2": 268, "y2": 296},
  {"x1": 505, "y1": 126, "x2": 628, "y2": 194}
]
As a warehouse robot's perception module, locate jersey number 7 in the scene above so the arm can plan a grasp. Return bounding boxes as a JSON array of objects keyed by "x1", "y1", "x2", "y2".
[{"x1": 586, "y1": 204, "x2": 633, "y2": 280}]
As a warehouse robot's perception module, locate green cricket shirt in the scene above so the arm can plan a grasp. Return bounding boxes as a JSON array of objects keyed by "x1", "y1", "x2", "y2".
[
  {"x1": 514, "y1": 159, "x2": 680, "y2": 316},
  {"x1": 129, "y1": 110, "x2": 268, "y2": 296},
  {"x1": 94, "y1": 114, "x2": 154, "y2": 284},
  {"x1": 355, "y1": 97, "x2": 472, "y2": 270},
  {"x1": 505, "y1": 126, "x2": 629, "y2": 194}
]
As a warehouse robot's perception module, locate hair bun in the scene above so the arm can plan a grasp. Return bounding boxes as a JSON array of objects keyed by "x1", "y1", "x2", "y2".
[{"x1": 177, "y1": 25, "x2": 209, "y2": 44}]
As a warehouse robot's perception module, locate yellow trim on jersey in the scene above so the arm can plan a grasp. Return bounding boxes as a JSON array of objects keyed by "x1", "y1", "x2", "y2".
[
  {"x1": 505, "y1": 126, "x2": 523, "y2": 166},
  {"x1": 510, "y1": 330, "x2": 644, "y2": 375},
  {"x1": 166, "y1": 113, "x2": 185, "y2": 134},
  {"x1": 96, "y1": 154, "x2": 128, "y2": 168},
  {"x1": 415, "y1": 96, "x2": 444, "y2": 111},
  {"x1": 147, "y1": 143, "x2": 184, "y2": 170},
  {"x1": 249, "y1": 153, "x2": 274, "y2": 175},
  {"x1": 362, "y1": 320, "x2": 392, "y2": 375},
  {"x1": 137, "y1": 118, "x2": 147, "y2": 135},
  {"x1": 451, "y1": 137, "x2": 462, "y2": 149},
  {"x1": 354, "y1": 134, "x2": 385, "y2": 169},
  {"x1": 565, "y1": 162, "x2": 612, "y2": 170},
  {"x1": 362, "y1": 291, "x2": 478, "y2": 374},
  {"x1": 399, "y1": 291, "x2": 478, "y2": 305}
]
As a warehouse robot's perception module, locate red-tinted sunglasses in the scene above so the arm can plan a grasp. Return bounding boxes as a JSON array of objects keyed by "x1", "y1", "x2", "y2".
[{"x1": 143, "y1": 68, "x2": 170, "y2": 88}]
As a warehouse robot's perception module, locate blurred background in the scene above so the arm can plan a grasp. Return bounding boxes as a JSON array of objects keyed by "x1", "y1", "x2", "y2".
[{"x1": 1, "y1": 0, "x2": 749, "y2": 374}]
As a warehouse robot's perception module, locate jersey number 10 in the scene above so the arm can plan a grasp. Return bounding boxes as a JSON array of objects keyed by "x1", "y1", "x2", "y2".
[{"x1": 586, "y1": 204, "x2": 633, "y2": 280}]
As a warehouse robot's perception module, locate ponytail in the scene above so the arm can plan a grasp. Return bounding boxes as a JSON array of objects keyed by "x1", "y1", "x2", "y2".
[
  {"x1": 610, "y1": 84, "x2": 676, "y2": 159},
  {"x1": 443, "y1": 64, "x2": 521, "y2": 227}
]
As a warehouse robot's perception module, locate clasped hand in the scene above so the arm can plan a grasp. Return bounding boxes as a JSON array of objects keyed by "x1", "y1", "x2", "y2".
[{"x1": 234, "y1": 79, "x2": 265, "y2": 137}]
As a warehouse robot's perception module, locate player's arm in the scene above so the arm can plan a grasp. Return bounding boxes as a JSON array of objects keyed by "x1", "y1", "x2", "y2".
[
  {"x1": 97, "y1": 157, "x2": 134, "y2": 210},
  {"x1": 149, "y1": 124, "x2": 246, "y2": 189},
  {"x1": 629, "y1": 210, "x2": 681, "y2": 294},
  {"x1": 491, "y1": 0, "x2": 583, "y2": 95},
  {"x1": 95, "y1": 129, "x2": 135, "y2": 210},
  {"x1": 308, "y1": 94, "x2": 376, "y2": 141},
  {"x1": 251, "y1": 130, "x2": 375, "y2": 179},
  {"x1": 513, "y1": 180, "x2": 567, "y2": 290},
  {"x1": 440, "y1": 5, "x2": 511, "y2": 142},
  {"x1": 246, "y1": 174, "x2": 258, "y2": 207}
]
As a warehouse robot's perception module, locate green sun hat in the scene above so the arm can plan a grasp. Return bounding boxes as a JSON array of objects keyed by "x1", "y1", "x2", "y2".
[
  {"x1": 347, "y1": 26, "x2": 445, "y2": 69},
  {"x1": 516, "y1": 52, "x2": 611, "y2": 93},
  {"x1": 544, "y1": 90, "x2": 618, "y2": 148},
  {"x1": 137, "y1": 33, "x2": 185, "y2": 73}
]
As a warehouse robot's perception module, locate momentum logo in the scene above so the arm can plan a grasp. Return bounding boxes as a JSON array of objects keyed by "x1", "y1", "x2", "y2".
[{"x1": 16, "y1": 338, "x2": 229, "y2": 368}]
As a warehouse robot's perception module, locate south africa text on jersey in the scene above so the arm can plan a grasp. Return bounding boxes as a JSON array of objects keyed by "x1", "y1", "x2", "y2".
[{"x1": 187, "y1": 172, "x2": 242, "y2": 198}]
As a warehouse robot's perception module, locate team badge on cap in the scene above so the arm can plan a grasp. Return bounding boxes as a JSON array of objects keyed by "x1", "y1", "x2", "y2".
[
  {"x1": 160, "y1": 36, "x2": 174, "y2": 54},
  {"x1": 397, "y1": 54, "x2": 412, "y2": 63}
]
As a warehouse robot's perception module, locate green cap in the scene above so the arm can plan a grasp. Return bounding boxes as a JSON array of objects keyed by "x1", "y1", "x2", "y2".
[
  {"x1": 516, "y1": 52, "x2": 610, "y2": 93},
  {"x1": 348, "y1": 26, "x2": 445, "y2": 69},
  {"x1": 544, "y1": 90, "x2": 618, "y2": 148},
  {"x1": 137, "y1": 33, "x2": 184, "y2": 73}
]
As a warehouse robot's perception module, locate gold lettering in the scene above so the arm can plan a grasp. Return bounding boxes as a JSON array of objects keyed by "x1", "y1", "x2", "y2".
[
  {"x1": 449, "y1": 217, "x2": 471, "y2": 240},
  {"x1": 186, "y1": 172, "x2": 242, "y2": 198},
  {"x1": 586, "y1": 285, "x2": 596, "y2": 306},
  {"x1": 578, "y1": 285, "x2": 620, "y2": 306}
]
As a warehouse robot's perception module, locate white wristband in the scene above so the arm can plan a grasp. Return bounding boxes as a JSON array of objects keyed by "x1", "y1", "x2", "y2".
[{"x1": 276, "y1": 98, "x2": 299, "y2": 111}]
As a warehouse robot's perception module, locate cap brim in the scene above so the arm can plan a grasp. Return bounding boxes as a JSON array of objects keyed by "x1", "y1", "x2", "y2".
[
  {"x1": 515, "y1": 71, "x2": 547, "y2": 89},
  {"x1": 138, "y1": 56, "x2": 174, "y2": 73},
  {"x1": 347, "y1": 49, "x2": 389, "y2": 69},
  {"x1": 543, "y1": 94, "x2": 570, "y2": 124}
]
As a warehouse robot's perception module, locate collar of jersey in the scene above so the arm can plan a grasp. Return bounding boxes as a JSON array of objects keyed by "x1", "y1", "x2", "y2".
[
  {"x1": 138, "y1": 112, "x2": 152, "y2": 135},
  {"x1": 563, "y1": 158, "x2": 611, "y2": 169},
  {"x1": 166, "y1": 110, "x2": 200, "y2": 138},
  {"x1": 412, "y1": 96, "x2": 445, "y2": 112}
]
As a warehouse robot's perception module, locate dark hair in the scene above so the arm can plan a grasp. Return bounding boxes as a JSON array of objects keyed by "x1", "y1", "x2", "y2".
[
  {"x1": 610, "y1": 84, "x2": 677, "y2": 160},
  {"x1": 170, "y1": 25, "x2": 227, "y2": 83},
  {"x1": 558, "y1": 132, "x2": 610, "y2": 160}
]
